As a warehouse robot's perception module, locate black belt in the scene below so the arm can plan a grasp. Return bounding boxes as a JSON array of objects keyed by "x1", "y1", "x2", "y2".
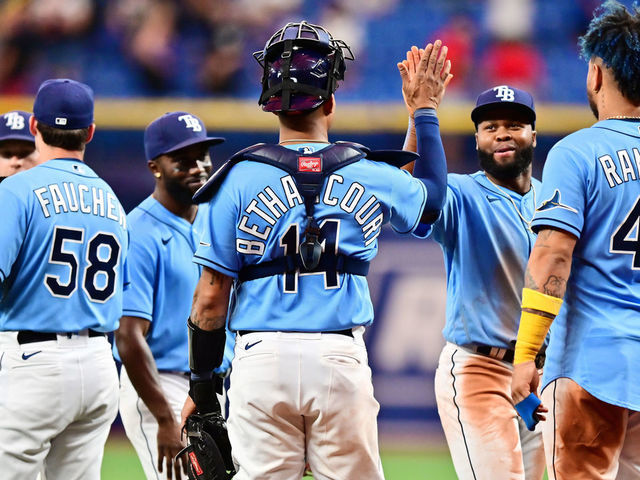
[
  {"x1": 158, "y1": 370, "x2": 190, "y2": 377},
  {"x1": 238, "y1": 329, "x2": 353, "y2": 338},
  {"x1": 17, "y1": 329, "x2": 106, "y2": 345},
  {"x1": 470, "y1": 345, "x2": 546, "y2": 369}
]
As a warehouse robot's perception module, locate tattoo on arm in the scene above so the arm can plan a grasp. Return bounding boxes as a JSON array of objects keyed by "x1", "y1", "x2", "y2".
[
  {"x1": 524, "y1": 266, "x2": 538, "y2": 290},
  {"x1": 542, "y1": 275, "x2": 567, "y2": 298},
  {"x1": 191, "y1": 267, "x2": 233, "y2": 330},
  {"x1": 533, "y1": 229, "x2": 553, "y2": 250}
]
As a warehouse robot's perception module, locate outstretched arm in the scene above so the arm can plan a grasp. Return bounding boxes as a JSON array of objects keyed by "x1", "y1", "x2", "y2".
[{"x1": 398, "y1": 41, "x2": 452, "y2": 223}]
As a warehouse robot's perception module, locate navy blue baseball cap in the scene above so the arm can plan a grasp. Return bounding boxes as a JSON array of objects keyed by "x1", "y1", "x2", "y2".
[
  {"x1": 0, "y1": 110, "x2": 34, "y2": 143},
  {"x1": 33, "y1": 79, "x2": 94, "y2": 130},
  {"x1": 471, "y1": 85, "x2": 536, "y2": 127},
  {"x1": 144, "y1": 112, "x2": 225, "y2": 161}
]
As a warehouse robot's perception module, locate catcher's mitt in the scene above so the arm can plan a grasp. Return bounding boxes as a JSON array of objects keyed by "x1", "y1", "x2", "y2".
[{"x1": 177, "y1": 412, "x2": 236, "y2": 480}]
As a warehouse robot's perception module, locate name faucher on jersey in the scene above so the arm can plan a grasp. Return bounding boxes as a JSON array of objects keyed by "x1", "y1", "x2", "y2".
[
  {"x1": 32, "y1": 180, "x2": 127, "y2": 227},
  {"x1": 233, "y1": 169, "x2": 385, "y2": 256}
]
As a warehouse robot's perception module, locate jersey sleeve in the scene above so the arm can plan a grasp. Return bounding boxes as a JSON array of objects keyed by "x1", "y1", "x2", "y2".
[
  {"x1": 389, "y1": 168, "x2": 428, "y2": 234},
  {"x1": 193, "y1": 186, "x2": 241, "y2": 278},
  {"x1": 414, "y1": 176, "x2": 461, "y2": 243},
  {"x1": 0, "y1": 186, "x2": 26, "y2": 284},
  {"x1": 122, "y1": 228, "x2": 157, "y2": 321},
  {"x1": 531, "y1": 145, "x2": 587, "y2": 238}
]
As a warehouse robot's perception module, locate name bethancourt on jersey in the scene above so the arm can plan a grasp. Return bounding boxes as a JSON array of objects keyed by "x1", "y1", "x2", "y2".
[
  {"x1": 598, "y1": 148, "x2": 640, "y2": 188},
  {"x1": 236, "y1": 173, "x2": 384, "y2": 255},
  {"x1": 33, "y1": 182, "x2": 127, "y2": 227}
]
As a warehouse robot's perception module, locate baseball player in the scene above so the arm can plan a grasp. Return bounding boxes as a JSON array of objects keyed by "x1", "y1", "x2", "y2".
[
  {"x1": 400, "y1": 48, "x2": 545, "y2": 479},
  {"x1": 0, "y1": 79, "x2": 128, "y2": 480},
  {"x1": 114, "y1": 111, "x2": 233, "y2": 480},
  {"x1": 181, "y1": 22, "x2": 452, "y2": 479},
  {"x1": 0, "y1": 110, "x2": 38, "y2": 182},
  {"x1": 512, "y1": 2, "x2": 640, "y2": 478}
]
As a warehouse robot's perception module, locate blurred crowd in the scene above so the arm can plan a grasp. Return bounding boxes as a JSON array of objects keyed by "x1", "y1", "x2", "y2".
[{"x1": 0, "y1": 0, "x2": 611, "y2": 102}]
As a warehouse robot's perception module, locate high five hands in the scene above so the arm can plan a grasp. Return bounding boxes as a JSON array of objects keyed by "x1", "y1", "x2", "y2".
[{"x1": 398, "y1": 40, "x2": 453, "y2": 115}]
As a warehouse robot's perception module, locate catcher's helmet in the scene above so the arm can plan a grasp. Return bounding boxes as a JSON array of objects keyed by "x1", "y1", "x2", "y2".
[{"x1": 253, "y1": 21, "x2": 354, "y2": 112}]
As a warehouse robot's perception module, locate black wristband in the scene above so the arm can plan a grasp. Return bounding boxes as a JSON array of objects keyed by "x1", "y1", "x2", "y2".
[
  {"x1": 188, "y1": 318, "x2": 226, "y2": 373},
  {"x1": 189, "y1": 377, "x2": 221, "y2": 414}
]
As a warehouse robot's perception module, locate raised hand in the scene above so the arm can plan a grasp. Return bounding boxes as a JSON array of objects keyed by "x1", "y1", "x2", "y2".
[{"x1": 398, "y1": 40, "x2": 452, "y2": 114}]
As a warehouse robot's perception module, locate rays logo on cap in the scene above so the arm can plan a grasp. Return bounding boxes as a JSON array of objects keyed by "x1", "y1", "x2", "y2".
[
  {"x1": 178, "y1": 114, "x2": 202, "y2": 132},
  {"x1": 4, "y1": 112, "x2": 25, "y2": 130},
  {"x1": 494, "y1": 85, "x2": 515, "y2": 102}
]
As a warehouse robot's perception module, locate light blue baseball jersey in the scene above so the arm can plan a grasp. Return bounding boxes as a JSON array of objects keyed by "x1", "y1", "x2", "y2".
[
  {"x1": 113, "y1": 197, "x2": 233, "y2": 373},
  {"x1": 0, "y1": 158, "x2": 129, "y2": 332},
  {"x1": 194, "y1": 143, "x2": 427, "y2": 332},
  {"x1": 532, "y1": 119, "x2": 640, "y2": 410},
  {"x1": 422, "y1": 171, "x2": 540, "y2": 349}
]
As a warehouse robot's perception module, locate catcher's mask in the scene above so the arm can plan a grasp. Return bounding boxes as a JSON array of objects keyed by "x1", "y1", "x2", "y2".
[{"x1": 253, "y1": 20, "x2": 354, "y2": 113}]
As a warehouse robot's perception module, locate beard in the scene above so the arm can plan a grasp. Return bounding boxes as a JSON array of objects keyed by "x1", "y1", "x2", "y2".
[
  {"x1": 165, "y1": 176, "x2": 196, "y2": 205},
  {"x1": 587, "y1": 88, "x2": 599, "y2": 119},
  {"x1": 478, "y1": 144, "x2": 534, "y2": 181}
]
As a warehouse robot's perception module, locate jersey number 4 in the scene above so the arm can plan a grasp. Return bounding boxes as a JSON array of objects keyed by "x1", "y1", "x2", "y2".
[
  {"x1": 610, "y1": 195, "x2": 640, "y2": 269},
  {"x1": 44, "y1": 226, "x2": 121, "y2": 302}
]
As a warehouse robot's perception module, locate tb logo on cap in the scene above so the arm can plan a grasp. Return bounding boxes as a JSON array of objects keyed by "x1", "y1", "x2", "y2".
[
  {"x1": 493, "y1": 85, "x2": 515, "y2": 102},
  {"x1": 4, "y1": 112, "x2": 25, "y2": 130},
  {"x1": 178, "y1": 114, "x2": 202, "y2": 132}
]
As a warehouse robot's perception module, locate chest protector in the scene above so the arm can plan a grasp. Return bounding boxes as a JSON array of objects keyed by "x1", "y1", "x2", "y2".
[{"x1": 193, "y1": 142, "x2": 417, "y2": 283}]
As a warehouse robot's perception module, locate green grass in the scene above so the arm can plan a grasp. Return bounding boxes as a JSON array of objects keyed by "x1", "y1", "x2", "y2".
[
  {"x1": 381, "y1": 449, "x2": 457, "y2": 479},
  {"x1": 102, "y1": 435, "x2": 551, "y2": 479},
  {"x1": 103, "y1": 434, "x2": 551, "y2": 479},
  {"x1": 101, "y1": 435, "x2": 457, "y2": 479}
]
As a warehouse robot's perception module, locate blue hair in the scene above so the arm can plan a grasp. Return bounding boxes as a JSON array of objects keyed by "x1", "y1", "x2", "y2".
[{"x1": 579, "y1": 0, "x2": 640, "y2": 103}]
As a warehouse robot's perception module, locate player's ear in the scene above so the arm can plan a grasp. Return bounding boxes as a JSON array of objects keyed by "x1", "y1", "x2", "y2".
[
  {"x1": 531, "y1": 129, "x2": 537, "y2": 148},
  {"x1": 85, "y1": 124, "x2": 96, "y2": 144},
  {"x1": 29, "y1": 116, "x2": 38, "y2": 136},
  {"x1": 474, "y1": 132, "x2": 479, "y2": 150},
  {"x1": 323, "y1": 95, "x2": 336, "y2": 116},
  {"x1": 589, "y1": 58, "x2": 603, "y2": 94},
  {"x1": 148, "y1": 159, "x2": 160, "y2": 178}
]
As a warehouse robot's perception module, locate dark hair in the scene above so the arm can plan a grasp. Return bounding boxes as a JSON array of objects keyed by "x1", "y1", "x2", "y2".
[
  {"x1": 36, "y1": 122, "x2": 90, "y2": 151},
  {"x1": 579, "y1": 0, "x2": 640, "y2": 103}
]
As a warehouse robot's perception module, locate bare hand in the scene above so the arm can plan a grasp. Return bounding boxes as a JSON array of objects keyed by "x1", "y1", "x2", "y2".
[
  {"x1": 511, "y1": 361, "x2": 548, "y2": 421},
  {"x1": 157, "y1": 417, "x2": 187, "y2": 480},
  {"x1": 398, "y1": 40, "x2": 453, "y2": 113},
  {"x1": 399, "y1": 46, "x2": 422, "y2": 116}
]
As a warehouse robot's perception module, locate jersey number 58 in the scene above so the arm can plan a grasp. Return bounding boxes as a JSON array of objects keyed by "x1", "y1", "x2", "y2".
[{"x1": 44, "y1": 226, "x2": 121, "y2": 302}]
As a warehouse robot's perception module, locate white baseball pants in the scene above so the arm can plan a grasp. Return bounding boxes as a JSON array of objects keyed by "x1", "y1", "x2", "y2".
[
  {"x1": 435, "y1": 342, "x2": 546, "y2": 480},
  {"x1": 541, "y1": 377, "x2": 640, "y2": 480},
  {"x1": 0, "y1": 331, "x2": 119, "y2": 480},
  {"x1": 228, "y1": 328, "x2": 384, "y2": 480}
]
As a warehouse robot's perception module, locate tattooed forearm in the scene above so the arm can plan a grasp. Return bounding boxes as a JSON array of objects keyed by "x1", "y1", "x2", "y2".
[
  {"x1": 532, "y1": 229, "x2": 553, "y2": 250},
  {"x1": 191, "y1": 313, "x2": 226, "y2": 330},
  {"x1": 542, "y1": 275, "x2": 567, "y2": 298},
  {"x1": 190, "y1": 267, "x2": 233, "y2": 331},
  {"x1": 524, "y1": 266, "x2": 538, "y2": 290}
]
